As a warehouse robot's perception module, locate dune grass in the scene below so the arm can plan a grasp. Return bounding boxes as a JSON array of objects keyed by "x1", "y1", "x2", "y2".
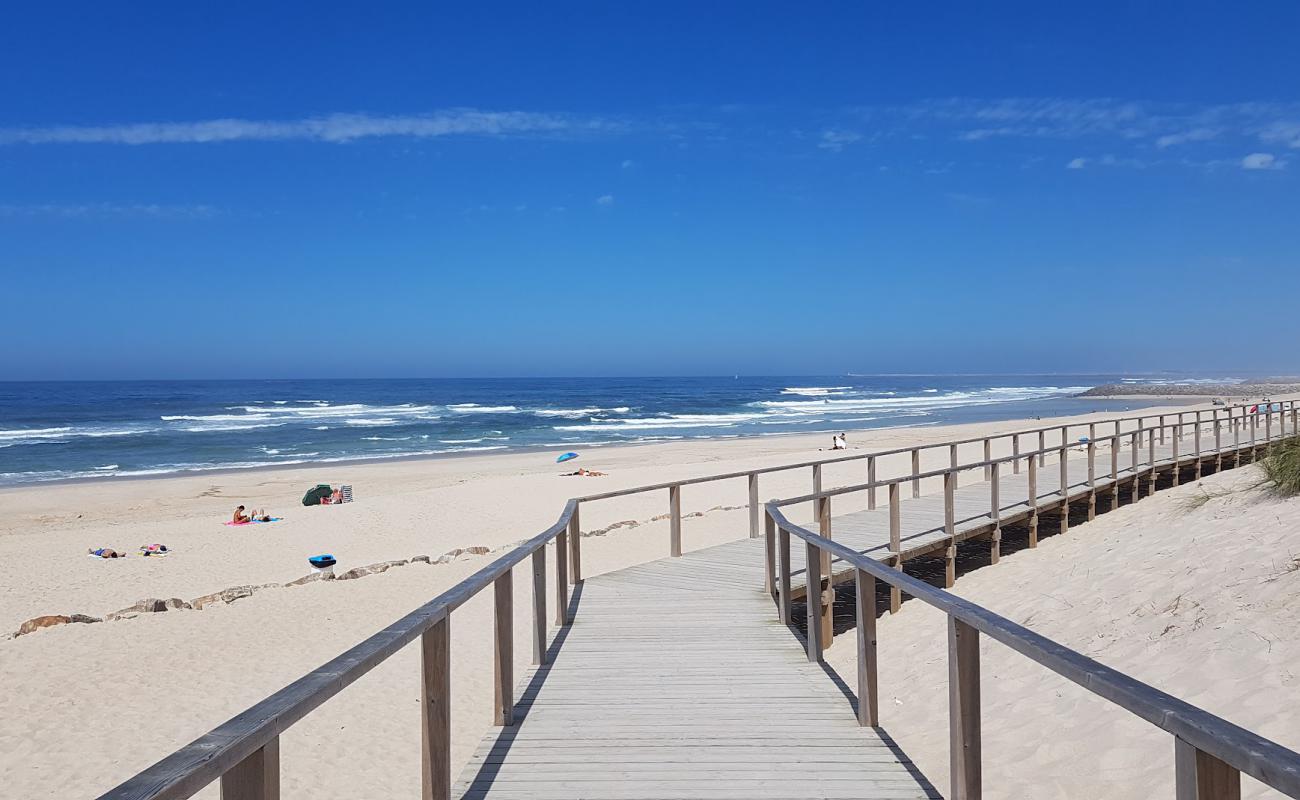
[{"x1": 1262, "y1": 435, "x2": 1300, "y2": 496}]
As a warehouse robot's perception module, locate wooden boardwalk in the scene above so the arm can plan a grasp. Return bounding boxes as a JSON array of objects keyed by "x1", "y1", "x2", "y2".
[
  {"x1": 783, "y1": 432, "x2": 1254, "y2": 596},
  {"x1": 453, "y1": 541, "x2": 939, "y2": 799}
]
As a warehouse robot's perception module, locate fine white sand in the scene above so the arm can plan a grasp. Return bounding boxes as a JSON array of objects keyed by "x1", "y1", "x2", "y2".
[
  {"x1": 0, "y1": 396, "x2": 1294, "y2": 798},
  {"x1": 823, "y1": 464, "x2": 1300, "y2": 799}
]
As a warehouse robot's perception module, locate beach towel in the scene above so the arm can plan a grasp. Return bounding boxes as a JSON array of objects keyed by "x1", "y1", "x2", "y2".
[{"x1": 223, "y1": 518, "x2": 282, "y2": 527}]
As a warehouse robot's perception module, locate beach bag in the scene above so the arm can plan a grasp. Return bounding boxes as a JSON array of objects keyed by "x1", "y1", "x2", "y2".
[{"x1": 301, "y1": 484, "x2": 332, "y2": 506}]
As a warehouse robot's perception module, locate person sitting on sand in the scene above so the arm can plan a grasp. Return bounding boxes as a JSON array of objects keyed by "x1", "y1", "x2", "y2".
[
  {"x1": 232, "y1": 505, "x2": 250, "y2": 524},
  {"x1": 565, "y1": 468, "x2": 606, "y2": 477}
]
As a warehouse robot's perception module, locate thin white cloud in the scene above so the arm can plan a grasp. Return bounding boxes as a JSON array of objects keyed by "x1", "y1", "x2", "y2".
[
  {"x1": 0, "y1": 109, "x2": 622, "y2": 146},
  {"x1": 1066, "y1": 157, "x2": 1087, "y2": 169},
  {"x1": 620, "y1": 159, "x2": 635, "y2": 169},
  {"x1": 0, "y1": 202, "x2": 218, "y2": 219},
  {"x1": 1241, "y1": 152, "x2": 1284, "y2": 170},
  {"x1": 596, "y1": 194, "x2": 614, "y2": 206},
  {"x1": 817, "y1": 129, "x2": 863, "y2": 152},
  {"x1": 1259, "y1": 121, "x2": 1300, "y2": 149},
  {"x1": 1155, "y1": 127, "x2": 1219, "y2": 148}
]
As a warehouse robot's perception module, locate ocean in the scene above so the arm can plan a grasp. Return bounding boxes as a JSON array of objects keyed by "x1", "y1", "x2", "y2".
[{"x1": 0, "y1": 375, "x2": 1192, "y2": 486}]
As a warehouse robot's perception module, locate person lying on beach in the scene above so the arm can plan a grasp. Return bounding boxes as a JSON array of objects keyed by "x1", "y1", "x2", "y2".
[
  {"x1": 88, "y1": 547, "x2": 123, "y2": 558},
  {"x1": 251, "y1": 508, "x2": 273, "y2": 522},
  {"x1": 232, "y1": 505, "x2": 250, "y2": 524},
  {"x1": 564, "y1": 468, "x2": 606, "y2": 477}
]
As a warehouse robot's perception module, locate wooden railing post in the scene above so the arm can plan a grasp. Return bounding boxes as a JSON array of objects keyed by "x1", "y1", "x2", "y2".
[
  {"x1": 1178, "y1": 412, "x2": 1185, "y2": 441},
  {"x1": 420, "y1": 618, "x2": 450, "y2": 800},
  {"x1": 867, "y1": 456, "x2": 877, "y2": 510},
  {"x1": 778, "y1": 522, "x2": 792, "y2": 625},
  {"x1": 531, "y1": 548, "x2": 546, "y2": 665},
  {"x1": 805, "y1": 540, "x2": 823, "y2": 661},
  {"x1": 1012, "y1": 434, "x2": 1020, "y2": 474},
  {"x1": 1234, "y1": 409, "x2": 1242, "y2": 467},
  {"x1": 812, "y1": 462, "x2": 822, "y2": 496},
  {"x1": 982, "y1": 438, "x2": 991, "y2": 480},
  {"x1": 1160, "y1": 414, "x2": 1167, "y2": 445},
  {"x1": 1148, "y1": 429, "x2": 1158, "y2": 495},
  {"x1": 763, "y1": 509, "x2": 776, "y2": 594},
  {"x1": 950, "y1": 443, "x2": 959, "y2": 488},
  {"x1": 555, "y1": 524, "x2": 569, "y2": 626},
  {"x1": 1214, "y1": 411, "x2": 1223, "y2": 471},
  {"x1": 911, "y1": 448, "x2": 921, "y2": 498},
  {"x1": 817, "y1": 495, "x2": 834, "y2": 647},
  {"x1": 493, "y1": 572, "x2": 514, "y2": 726},
  {"x1": 1027, "y1": 456, "x2": 1039, "y2": 548},
  {"x1": 1110, "y1": 434, "x2": 1120, "y2": 511},
  {"x1": 1172, "y1": 427, "x2": 1181, "y2": 487},
  {"x1": 1130, "y1": 431, "x2": 1140, "y2": 499},
  {"x1": 1087, "y1": 440, "x2": 1097, "y2": 521},
  {"x1": 1038, "y1": 430, "x2": 1046, "y2": 467},
  {"x1": 888, "y1": 482, "x2": 902, "y2": 613},
  {"x1": 1194, "y1": 411, "x2": 1203, "y2": 479},
  {"x1": 222, "y1": 737, "x2": 279, "y2": 800},
  {"x1": 855, "y1": 568, "x2": 879, "y2": 727},
  {"x1": 669, "y1": 484, "x2": 682, "y2": 557},
  {"x1": 943, "y1": 471, "x2": 956, "y2": 588},
  {"x1": 1059, "y1": 444, "x2": 1070, "y2": 535},
  {"x1": 748, "y1": 472, "x2": 760, "y2": 539},
  {"x1": 989, "y1": 462, "x2": 1001, "y2": 564},
  {"x1": 1175, "y1": 737, "x2": 1241, "y2": 800},
  {"x1": 948, "y1": 616, "x2": 982, "y2": 800},
  {"x1": 568, "y1": 502, "x2": 582, "y2": 584}
]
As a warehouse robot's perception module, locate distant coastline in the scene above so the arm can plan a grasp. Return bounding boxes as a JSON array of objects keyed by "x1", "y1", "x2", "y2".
[{"x1": 1079, "y1": 379, "x2": 1300, "y2": 399}]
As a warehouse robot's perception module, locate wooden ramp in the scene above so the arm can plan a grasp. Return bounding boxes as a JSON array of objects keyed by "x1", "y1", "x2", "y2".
[
  {"x1": 453, "y1": 542, "x2": 939, "y2": 799},
  {"x1": 784, "y1": 435, "x2": 1247, "y2": 595}
]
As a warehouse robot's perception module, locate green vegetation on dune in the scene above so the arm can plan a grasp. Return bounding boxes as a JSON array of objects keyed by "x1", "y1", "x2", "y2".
[{"x1": 1262, "y1": 436, "x2": 1300, "y2": 496}]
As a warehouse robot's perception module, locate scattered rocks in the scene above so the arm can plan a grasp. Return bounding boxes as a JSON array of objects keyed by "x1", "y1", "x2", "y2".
[
  {"x1": 15, "y1": 613, "x2": 102, "y2": 637},
  {"x1": 283, "y1": 572, "x2": 335, "y2": 587},
  {"x1": 191, "y1": 585, "x2": 259, "y2": 610},
  {"x1": 410, "y1": 555, "x2": 432, "y2": 564}
]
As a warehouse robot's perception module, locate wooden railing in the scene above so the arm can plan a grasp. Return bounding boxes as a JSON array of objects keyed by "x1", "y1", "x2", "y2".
[
  {"x1": 764, "y1": 499, "x2": 1300, "y2": 799},
  {"x1": 95, "y1": 397, "x2": 1297, "y2": 800}
]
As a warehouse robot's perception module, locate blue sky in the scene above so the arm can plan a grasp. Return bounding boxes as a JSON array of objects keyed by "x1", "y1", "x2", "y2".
[{"x1": 2, "y1": 2, "x2": 1298, "y2": 379}]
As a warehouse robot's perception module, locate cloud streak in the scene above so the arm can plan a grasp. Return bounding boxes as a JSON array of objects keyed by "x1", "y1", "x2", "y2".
[
  {"x1": 0, "y1": 202, "x2": 219, "y2": 219},
  {"x1": 0, "y1": 109, "x2": 623, "y2": 146}
]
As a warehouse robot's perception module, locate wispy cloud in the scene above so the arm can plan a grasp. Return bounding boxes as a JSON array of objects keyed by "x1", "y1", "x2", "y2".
[
  {"x1": 817, "y1": 129, "x2": 863, "y2": 152},
  {"x1": 1241, "y1": 152, "x2": 1285, "y2": 170},
  {"x1": 0, "y1": 109, "x2": 623, "y2": 146},
  {"x1": 596, "y1": 194, "x2": 614, "y2": 206},
  {"x1": 0, "y1": 202, "x2": 218, "y2": 219}
]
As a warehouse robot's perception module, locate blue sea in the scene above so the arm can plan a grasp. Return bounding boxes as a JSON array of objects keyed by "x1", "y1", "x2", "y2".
[{"x1": 0, "y1": 375, "x2": 1204, "y2": 486}]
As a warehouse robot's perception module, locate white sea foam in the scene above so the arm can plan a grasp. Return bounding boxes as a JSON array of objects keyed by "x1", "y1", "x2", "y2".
[
  {"x1": 179, "y1": 422, "x2": 287, "y2": 433},
  {"x1": 345, "y1": 418, "x2": 401, "y2": 427},
  {"x1": 532, "y1": 406, "x2": 631, "y2": 418},
  {"x1": 781, "y1": 386, "x2": 851, "y2": 396},
  {"x1": 448, "y1": 404, "x2": 519, "y2": 413},
  {"x1": 94, "y1": 464, "x2": 119, "y2": 470}
]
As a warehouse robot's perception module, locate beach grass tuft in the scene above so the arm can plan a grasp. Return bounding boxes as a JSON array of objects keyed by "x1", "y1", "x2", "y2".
[{"x1": 1261, "y1": 435, "x2": 1300, "y2": 496}]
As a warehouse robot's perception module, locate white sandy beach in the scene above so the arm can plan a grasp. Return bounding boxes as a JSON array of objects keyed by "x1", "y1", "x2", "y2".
[{"x1": 0, "y1": 395, "x2": 1295, "y2": 798}]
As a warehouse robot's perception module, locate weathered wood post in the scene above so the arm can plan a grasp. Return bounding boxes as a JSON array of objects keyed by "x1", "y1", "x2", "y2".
[
  {"x1": 1110, "y1": 435, "x2": 1120, "y2": 511},
  {"x1": 989, "y1": 462, "x2": 1001, "y2": 564},
  {"x1": 1148, "y1": 429, "x2": 1158, "y2": 495},
  {"x1": 1174, "y1": 737, "x2": 1241, "y2": 800},
  {"x1": 531, "y1": 548, "x2": 547, "y2": 665},
  {"x1": 950, "y1": 443, "x2": 959, "y2": 488},
  {"x1": 944, "y1": 471, "x2": 957, "y2": 587},
  {"x1": 1012, "y1": 433, "x2": 1020, "y2": 474},
  {"x1": 817, "y1": 495, "x2": 834, "y2": 647},
  {"x1": 420, "y1": 617, "x2": 450, "y2": 800},
  {"x1": 948, "y1": 617, "x2": 982, "y2": 800},
  {"x1": 1172, "y1": 427, "x2": 1181, "y2": 487},
  {"x1": 1038, "y1": 429, "x2": 1046, "y2": 467},
  {"x1": 1027, "y1": 455, "x2": 1039, "y2": 548},
  {"x1": 805, "y1": 540, "x2": 823, "y2": 661},
  {"x1": 812, "y1": 462, "x2": 822, "y2": 498},
  {"x1": 1059, "y1": 444, "x2": 1070, "y2": 534},
  {"x1": 855, "y1": 568, "x2": 879, "y2": 727},
  {"x1": 1087, "y1": 439, "x2": 1097, "y2": 521},
  {"x1": 748, "y1": 472, "x2": 760, "y2": 539},
  {"x1": 1194, "y1": 411, "x2": 1203, "y2": 480},
  {"x1": 568, "y1": 502, "x2": 582, "y2": 584},
  {"x1": 669, "y1": 484, "x2": 682, "y2": 557},
  {"x1": 223, "y1": 738, "x2": 280, "y2": 800},
  {"x1": 555, "y1": 523, "x2": 569, "y2": 626},
  {"x1": 867, "y1": 455, "x2": 877, "y2": 510},
  {"x1": 1214, "y1": 411, "x2": 1223, "y2": 471},
  {"x1": 777, "y1": 522, "x2": 792, "y2": 625},
  {"x1": 888, "y1": 482, "x2": 903, "y2": 613},
  {"x1": 1178, "y1": 412, "x2": 1185, "y2": 442},
  {"x1": 763, "y1": 509, "x2": 776, "y2": 595},
  {"x1": 982, "y1": 438, "x2": 991, "y2": 480},
  {"x1": 494, "y1": 571, "x2": 514, "y2": 726},
  {"x1": 1130, "y1": 431, "x2": 1140, "y2": 499},
  {"x1": 911, "y1": 448, "x2": 921, "y2": 498},
  {"x1": 1160, "y1": 414, "x2": 1166, "y2": 445}
]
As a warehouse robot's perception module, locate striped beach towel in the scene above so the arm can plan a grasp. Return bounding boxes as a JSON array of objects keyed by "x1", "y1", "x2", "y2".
[{"x1": 340, "y1": 485, "x2": 353, "y2": 503}]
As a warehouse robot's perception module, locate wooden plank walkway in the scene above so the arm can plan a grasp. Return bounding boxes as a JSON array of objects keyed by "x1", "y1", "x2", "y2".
[
  {"x1": 784, "y1": 434, "x2": 1254, "y2": 595},
  {"x1": 453, "y1": 539, "x2": 939, "y2": 799}
]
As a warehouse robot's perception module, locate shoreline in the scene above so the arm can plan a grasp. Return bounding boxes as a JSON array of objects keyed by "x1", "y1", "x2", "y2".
[{"x1": 0, "y1": 394, "x2": 1214, "y2": 492}]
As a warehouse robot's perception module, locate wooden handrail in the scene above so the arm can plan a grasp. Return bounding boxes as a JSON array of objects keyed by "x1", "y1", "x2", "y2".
[{"x1": 765, "y1": 503, "x2": 1300, "y2": 799}]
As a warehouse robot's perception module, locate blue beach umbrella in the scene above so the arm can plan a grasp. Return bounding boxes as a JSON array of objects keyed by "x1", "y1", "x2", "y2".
[{"x1": 556, "y1": 452, "x2": 579, "y2": 464}]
